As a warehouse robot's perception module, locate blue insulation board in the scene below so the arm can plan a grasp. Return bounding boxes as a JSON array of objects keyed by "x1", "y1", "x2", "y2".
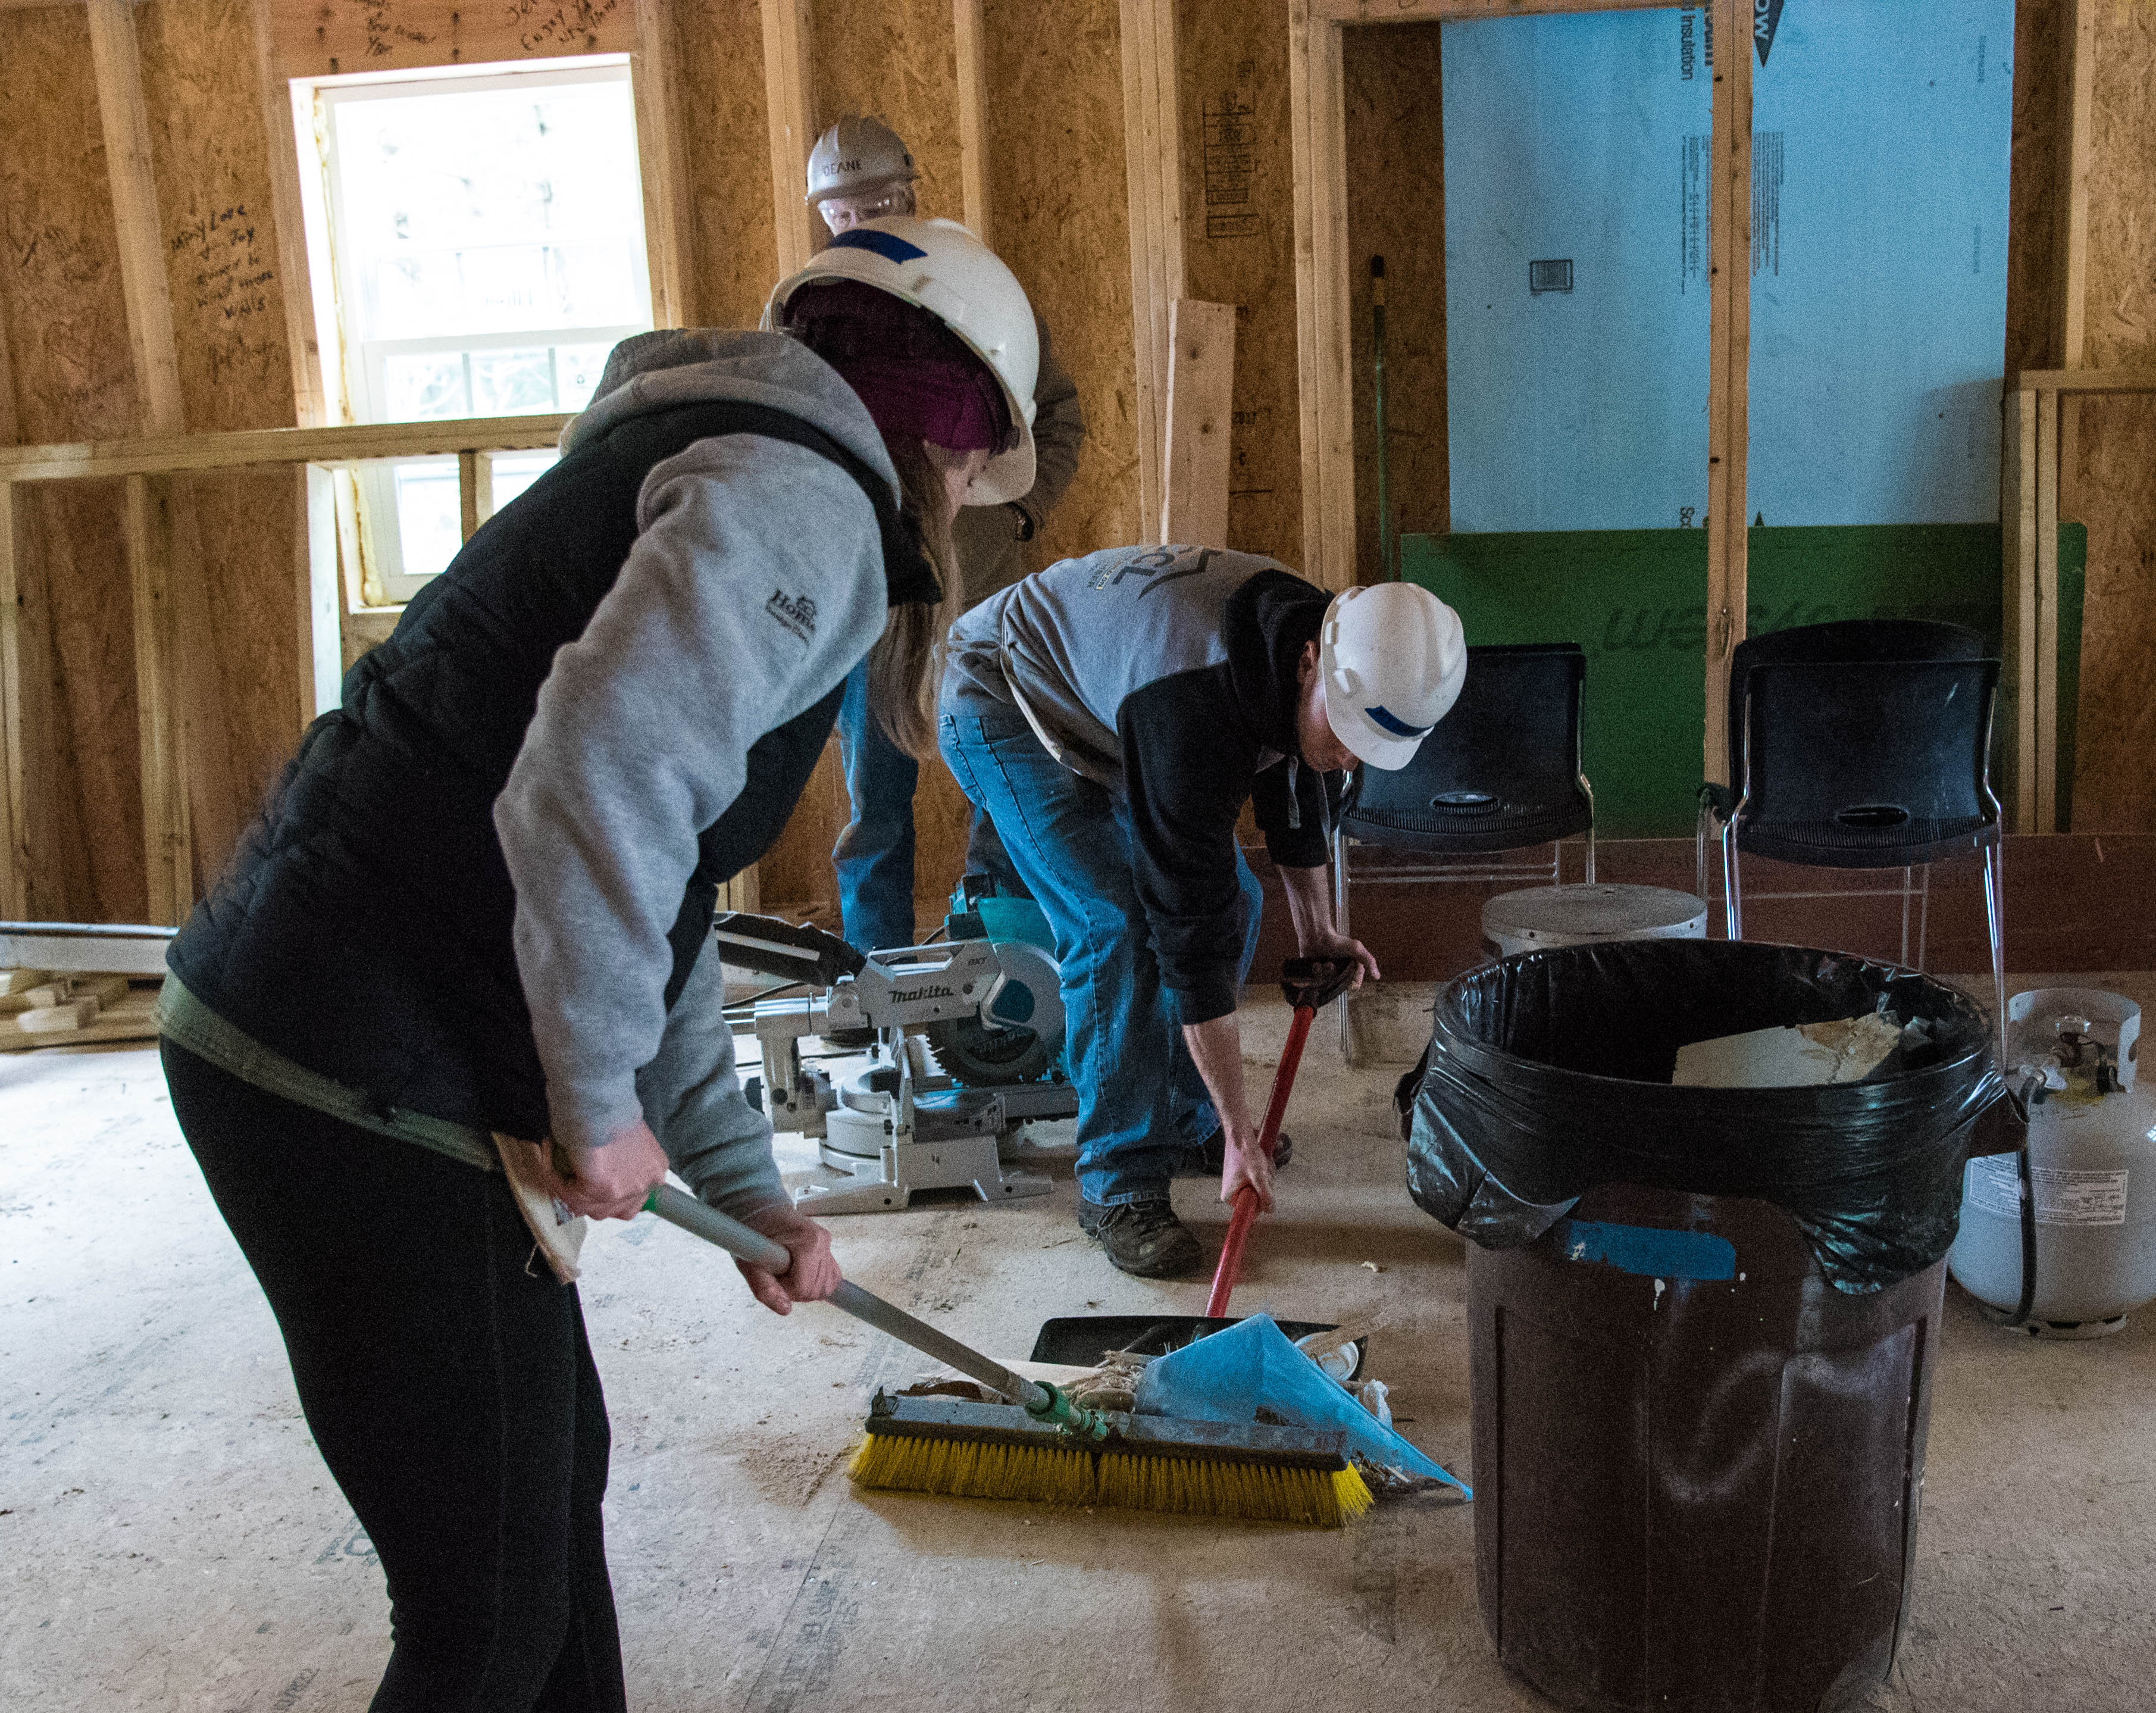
[{"x1": 1442, "y1": 1, "x2": 2014, "y2": 533}]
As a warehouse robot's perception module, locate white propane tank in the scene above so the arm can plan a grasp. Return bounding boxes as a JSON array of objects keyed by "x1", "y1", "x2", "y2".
[{"x1": 1948, "y1": 987, "x2": 2156, "y2": 1337}]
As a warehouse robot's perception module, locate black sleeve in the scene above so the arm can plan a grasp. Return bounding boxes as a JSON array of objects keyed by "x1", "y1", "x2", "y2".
[
  {"x1": 1250, "y1": 756, "x2": 1340, "y2": 870},
  {"x1": 1117, "y1": 668, "x2": 1262, "y2": 1026}
]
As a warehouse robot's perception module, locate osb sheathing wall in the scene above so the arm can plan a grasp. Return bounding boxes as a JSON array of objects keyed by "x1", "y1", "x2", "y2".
[
  {"x1": 2066, "y1": 1, "x2": 2156, "y2": 834},
  {"x1": 2, "y1": 8, "x2": 149, "y2": 921},
  {"x1": 741, "y1": 0, "x2": 1147, "y2": 926},
  {"x1": 2, "y1": 0, "x2": 2152, "y2": 929}
]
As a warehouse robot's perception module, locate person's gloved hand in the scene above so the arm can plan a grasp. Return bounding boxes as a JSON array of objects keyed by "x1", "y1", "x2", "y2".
[
  {"x1": 734, "y1": 1201, "x2": 843, "y2": 1314},
  {"x1": 1218, "y1": 1127, "x2": 1276, "y2": 1215},
  {"x1": 1296, "y1": 930, "x2": 1379, "y2": 989},
  {"x1": 542, "y1": 1120, "x2": 669, "y2": 1221}
]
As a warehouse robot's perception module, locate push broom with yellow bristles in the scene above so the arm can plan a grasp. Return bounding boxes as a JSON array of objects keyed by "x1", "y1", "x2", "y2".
[{"x1": 642, "y1": 1186, "x2": 1371, "y2": 1527}]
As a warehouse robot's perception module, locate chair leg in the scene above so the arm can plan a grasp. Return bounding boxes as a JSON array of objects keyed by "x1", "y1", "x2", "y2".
[
  {"x1": 1982, "y1": 840, "x2": 2008, "y2": 1070},
  {"x1": 1335, "y1": 826, "x2": 1354, "y2": 1063},
  {"x1": 1583, "y1": 820, "x2": 1597, "y2": 886},
  {"x1": 1915, "y1": 865, "x2": 1933, "y2": 973},
  {"x1": 1722, "y1": 822, "x2": 1743, "y2": 940},
  {"x1": 1899, "y1": 865, "x2": 1914, "y2": 967}
]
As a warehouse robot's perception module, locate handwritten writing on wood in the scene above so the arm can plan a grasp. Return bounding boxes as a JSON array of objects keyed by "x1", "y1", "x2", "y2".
[
  {"x1": 505, "y1": 0, "x2": 624, "y2": 55},
  {"x1": 170, "y1": 203, "x2": 274, "y2": 325}
]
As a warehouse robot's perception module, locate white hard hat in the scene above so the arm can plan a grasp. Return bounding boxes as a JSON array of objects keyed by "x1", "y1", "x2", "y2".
[
  {"x1": 1319, "y1": 583, "x2": 1467, "y2": 770},
  {"x1": 766, "y1": 216, "x2": 1040, "y2": 506},
  {"x1": 806, "y1": 115, "x2": 918, "y2": 205}
]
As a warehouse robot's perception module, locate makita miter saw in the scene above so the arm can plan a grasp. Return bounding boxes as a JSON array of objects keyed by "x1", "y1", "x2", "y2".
[{"x1": 716, "y1": 890, "x2": 1077, "y2": 1214}]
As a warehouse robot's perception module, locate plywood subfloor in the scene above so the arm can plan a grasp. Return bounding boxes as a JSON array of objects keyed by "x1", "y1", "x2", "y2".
[{"x1": 4, "y1": 979, "x2": 2155, "y2": 1710}]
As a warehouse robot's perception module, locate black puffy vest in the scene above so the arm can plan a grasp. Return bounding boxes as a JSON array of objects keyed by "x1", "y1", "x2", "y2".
[{"x1": 170, "y1": 399, "x2": 928, "y2": 1140}]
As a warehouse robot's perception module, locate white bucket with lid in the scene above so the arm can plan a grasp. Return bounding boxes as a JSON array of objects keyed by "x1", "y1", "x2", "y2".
[{"x1": 1482, "y1": 884, "x2": 1709, "y2": 958}]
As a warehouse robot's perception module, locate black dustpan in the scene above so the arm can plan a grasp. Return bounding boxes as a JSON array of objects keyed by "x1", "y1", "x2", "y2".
[{"x1": 1029, "y1": 1315, "x2": 1364, "y2": 1379}]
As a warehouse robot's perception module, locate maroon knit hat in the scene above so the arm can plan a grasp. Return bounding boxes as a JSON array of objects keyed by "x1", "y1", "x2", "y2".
[{"x1": 781, "y1": 279, "x2": 1012, "y2": 454}]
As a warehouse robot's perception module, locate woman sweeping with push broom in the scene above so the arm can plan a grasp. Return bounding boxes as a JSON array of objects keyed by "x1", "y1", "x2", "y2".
[{"x1": 156, "y1": 218, "x2": 1037, "y2": 1712}]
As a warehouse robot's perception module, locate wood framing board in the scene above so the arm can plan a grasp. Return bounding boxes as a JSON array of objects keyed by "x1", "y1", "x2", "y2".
[
  {"x1": 2061, "y1": 5, "x2": 2156, "y2": 836},
  {"x1": 458, "y1": 450, "x2": 495, "y2": 542},
  {"x1": 759, "y1": 0, "x2": 816, "y2": 280},
  {"x1": 2001, "y1": 387, "x2": 2038, "y2": 834},
  {"x1": 813, "y1": 0, "x2": 963, "y2": 226},
  {"x1": 982, "y1": 0, "x2": 1140, "y2": 562},
  {"x1": 633, "y1": 0, "x2": 699, "y2": 327},
  {"x1": 86, "y1": 0, "x2": 186, "y2": 435},
  {"x1": 952, "y1": 0, "x2": 990, "y2": 242},
  {"x1": 3, "y1": 10, "x2": 152, "y2": 919},
  {"x1": 1119, "y1": 0, "x2": 1183, "y2": 541},
  {"x1": 299, "y1": 464, "x2": 342, "y2": 721},
  {"x1": 0, "y1": 484, "x2": 30, "y2": 918},
  {"x1": 0, "y1": 414, "x2": 574, "y2": 483},
  {"x1": 2055, "y1": 0, "x2": 2095, "y2": 368},
  {"x1": 671, "y1": 0, "x2": 783, "y2": 329},
  {"x1": 251, "y1": 0, "x2": 328, "y2": 426},
  {"x1": 2004, "y1": 0, "x2": 2065, "y2": 376},
  {"x1": 2012, "y1": 368, "x2": 2156, "y2": 395},
  {"x1": 2034, "y1": 386, "x2": 2060, "y2": 833},
  {"x1": 1178, "y1": 0, "x2": 1299, "y2": 567},
  {"x1": 1160, "y1": 299, "x2": 1236, "y2": 547},
  {"x1": 265, "y1": 0, "x2": 636, "y2": 80},
  {"x1": 1701, "y1": 0, "x2": 1751, "y2": 787},
  {"x1": 0, "y1": 224, "x2": 17, "y2": 916},
  {"x1": 124, "y1": 474, "x2": 192, "y2": 924},
  {"x1": 1318, "y1": 0, "x2": 1673, "y2": 15},
  {"x1": 0, "y1": 983, "x2": 161, "y2": 1052},
  {"x1": 1290, "y1": 0, "x2": 1359, "y2": 590},
  {"x1": 1342, "y1": 18, "x2": 1447, "y2": 579}
]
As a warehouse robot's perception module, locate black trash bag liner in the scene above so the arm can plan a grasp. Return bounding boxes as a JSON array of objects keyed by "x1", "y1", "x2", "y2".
[{"x1": 1405, "y1": 939, "x2": 2006, "y2": 1294}]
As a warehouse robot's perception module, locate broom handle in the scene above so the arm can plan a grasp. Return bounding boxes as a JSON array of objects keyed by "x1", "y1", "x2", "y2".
[
  {"x1": 1203, "y1": 1002, "x2": 1318, "y2": 1317},
  {"x1": 645, "y1": 1184, "x2": 1053, "y2": 1414}
]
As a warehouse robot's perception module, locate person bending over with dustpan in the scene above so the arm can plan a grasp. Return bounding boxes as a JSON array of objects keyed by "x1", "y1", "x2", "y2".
[{"x1": 938, "y1": 548, "x2": 1465, "y2": 1277}]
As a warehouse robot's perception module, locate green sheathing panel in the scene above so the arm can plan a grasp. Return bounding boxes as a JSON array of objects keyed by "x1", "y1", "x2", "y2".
[
  {"x1": 1402, "y1": 524, "x2": 2008, "y2": 837},
  {"x1": 1402, "y1": 529, "x2": 1707, "y2": 837}
]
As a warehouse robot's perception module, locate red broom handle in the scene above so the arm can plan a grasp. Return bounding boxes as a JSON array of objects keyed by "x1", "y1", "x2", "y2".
[{"x1": 1204, "y1": 1001, "x2": 1317, "y2": 1318}]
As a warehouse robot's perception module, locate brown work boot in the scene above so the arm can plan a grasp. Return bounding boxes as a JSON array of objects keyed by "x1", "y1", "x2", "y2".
[{"x1": 1077, "y1": 1195, "x2": 1206, "y2": 1279}]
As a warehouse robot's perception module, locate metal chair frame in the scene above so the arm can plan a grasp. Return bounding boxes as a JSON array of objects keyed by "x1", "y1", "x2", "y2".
[
  {"x1": 1697, "y1": 670, "x2": 2009, "y2": 1064},
  {"x1": 1331, "y1": 644, "x2": 1597, "y2": 1059}
]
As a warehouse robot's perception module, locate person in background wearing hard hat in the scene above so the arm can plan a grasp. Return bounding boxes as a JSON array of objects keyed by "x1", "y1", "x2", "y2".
[
  {"x1": 157, "y1": 217, "x2": 1040, "y2": 1709},
  {"x1": 940, "y1": 549, "x2": 1466, "y2": 1277},
  {"x1": 808, "y1": 115, "x2": 1087, "y2": 961}
]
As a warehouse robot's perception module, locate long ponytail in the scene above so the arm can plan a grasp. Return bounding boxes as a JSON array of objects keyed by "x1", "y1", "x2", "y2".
[{"x1": 864, "y1": 439, "x2": 968, "y2": 761}]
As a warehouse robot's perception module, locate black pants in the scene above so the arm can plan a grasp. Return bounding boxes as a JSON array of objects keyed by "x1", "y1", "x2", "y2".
[{"x1": 164, "y1": 1042, "x2": 626, "y2": 1713}]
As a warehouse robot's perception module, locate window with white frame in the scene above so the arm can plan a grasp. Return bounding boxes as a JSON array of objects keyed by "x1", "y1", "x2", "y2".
[{"x1": 304, "y1": 60, "x2": 653, "y2": 603}]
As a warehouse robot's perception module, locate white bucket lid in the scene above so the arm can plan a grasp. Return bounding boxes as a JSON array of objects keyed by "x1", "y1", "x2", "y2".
[{"x1": 1482, "y1": 884, "x2": 1709, "y2": 952}]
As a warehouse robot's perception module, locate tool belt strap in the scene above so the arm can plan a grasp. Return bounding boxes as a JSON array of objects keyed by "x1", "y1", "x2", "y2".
[{"x1": 156, "y1": 973, "x2": 499, "y2": 1175}]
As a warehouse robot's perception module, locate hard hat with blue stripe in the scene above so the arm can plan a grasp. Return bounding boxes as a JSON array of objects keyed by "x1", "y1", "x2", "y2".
[
  {"x1": 765, "y1": 216, "x2": 1040, "y2": 507},
  {"x1": 1319, "y1": 583, "x2": 1467, "y2": 770}
]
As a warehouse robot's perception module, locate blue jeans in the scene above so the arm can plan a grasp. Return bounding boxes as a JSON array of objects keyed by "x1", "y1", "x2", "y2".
[
  {"x1": 835, "y1": 660, "x2": 1034, "y2": 954},
  {"x1": 940, "y1": 700, "x2": 1263, "y2": 1206},
  {"x1": 833, "y1": 659, "x2": 920, "y2": 956}
]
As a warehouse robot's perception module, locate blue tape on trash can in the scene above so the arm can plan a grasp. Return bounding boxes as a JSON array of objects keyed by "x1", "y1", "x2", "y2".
[{"x1": 1552, "y1": 1218, "x2": 1736, "y2": 1281}]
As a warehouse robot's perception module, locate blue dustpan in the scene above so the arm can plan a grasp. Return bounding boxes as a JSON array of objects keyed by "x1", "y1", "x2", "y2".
[{"x1": 1133, "y1": 1314, "x2": 1470, "y2": 1498}]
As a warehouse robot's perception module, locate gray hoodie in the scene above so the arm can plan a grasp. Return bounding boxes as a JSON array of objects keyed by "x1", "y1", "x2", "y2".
[{"x1": 492, "y1": 331, "x2": 893, "y2": 1215}]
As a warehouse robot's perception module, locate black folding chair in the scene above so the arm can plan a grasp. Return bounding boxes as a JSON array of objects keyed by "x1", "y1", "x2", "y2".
[
  {"x1": 1332, "y1": 643, "x2": 1594, "y2": 1054},
  {"x1": 1698, "y1": 620, "x2": 2003, "y2": 997}
]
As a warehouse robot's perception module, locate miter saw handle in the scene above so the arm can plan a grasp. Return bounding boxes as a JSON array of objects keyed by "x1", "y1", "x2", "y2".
[
  {"x1": 1279, "y1": 956, "x2": 1357, "y2": 1012},
  {"x1": 712, "y1": 912, "x2": 866, "y2": 989}
]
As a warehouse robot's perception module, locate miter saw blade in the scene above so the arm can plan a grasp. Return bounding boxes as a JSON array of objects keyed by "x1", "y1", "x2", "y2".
[{"x1": 924, "y1": 937, "x2": 1066, "y2": 1088}]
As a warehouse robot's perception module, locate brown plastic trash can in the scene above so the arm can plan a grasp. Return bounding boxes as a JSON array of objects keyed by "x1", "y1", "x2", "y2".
[{"x1": 1469, "y1": 1180, "x2": 1946, "y2": 1713}]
